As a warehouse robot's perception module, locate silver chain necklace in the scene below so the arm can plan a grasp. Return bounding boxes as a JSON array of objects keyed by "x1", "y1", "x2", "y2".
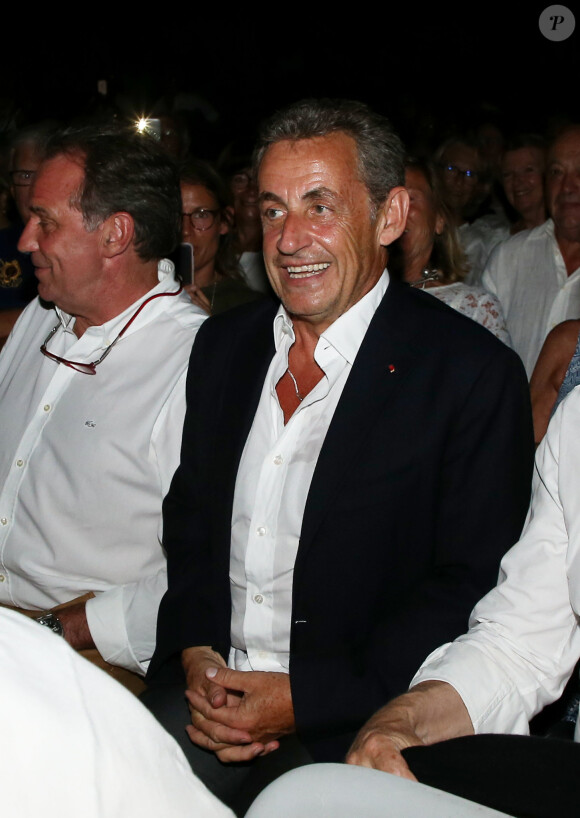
[{"x1": 287, "y1": 367, "x2": 304, "y2": 402}]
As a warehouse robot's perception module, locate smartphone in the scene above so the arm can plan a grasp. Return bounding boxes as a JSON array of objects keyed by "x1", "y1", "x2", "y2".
[{"x1": 173, "y1": 242, "x2": 195, "y2": 285}]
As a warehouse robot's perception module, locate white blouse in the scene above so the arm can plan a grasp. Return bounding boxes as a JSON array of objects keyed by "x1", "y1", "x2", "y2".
[{"x1": 425, "y1": 282, "x2": 512, "y2": 346}]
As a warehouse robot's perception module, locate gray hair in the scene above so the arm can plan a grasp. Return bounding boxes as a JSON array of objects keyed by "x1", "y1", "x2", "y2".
[{"x1": 253, "y1": 98, "x2": 405, "y2": 212}]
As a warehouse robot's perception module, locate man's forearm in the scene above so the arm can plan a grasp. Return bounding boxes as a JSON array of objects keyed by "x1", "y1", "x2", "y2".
[{"x1": 384, "y1": 681, "x2": 474, "y2": 745}]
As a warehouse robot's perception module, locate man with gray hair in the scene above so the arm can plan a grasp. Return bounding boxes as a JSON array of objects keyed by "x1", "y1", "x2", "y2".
[
  {"x1": 145, "y1": 98, "x2": 533, "y2": 813},
  {"x1": 0, "y1": 124, "x2": 206, "y2": 692}
]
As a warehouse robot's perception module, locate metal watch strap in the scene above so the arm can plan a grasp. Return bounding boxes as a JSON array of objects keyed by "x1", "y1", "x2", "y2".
[{"x1": 34, "y1": 611, "x2": 64, "y2": 637}]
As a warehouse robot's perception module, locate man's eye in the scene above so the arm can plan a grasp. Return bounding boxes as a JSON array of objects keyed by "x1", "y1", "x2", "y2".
[
  {"x1": 263, "y1": 207, "x2": 284, "y2": 220},
  {"x1": 311, "y1": 204, "x2": 330, "y2": 216}
]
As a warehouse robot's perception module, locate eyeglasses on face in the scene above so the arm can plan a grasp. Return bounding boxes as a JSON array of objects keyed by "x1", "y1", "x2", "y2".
[
  {"x1": 181, "y1": 208, "x2": 220, "y2": 231},
  {"x1": 439, "y1": 163, "x2": 479, "y2": 182}
]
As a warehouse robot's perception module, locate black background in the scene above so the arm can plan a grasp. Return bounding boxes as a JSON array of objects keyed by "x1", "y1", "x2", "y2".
[{"x1": 2, "y1": 6, "x2": 577, "y2": 157}]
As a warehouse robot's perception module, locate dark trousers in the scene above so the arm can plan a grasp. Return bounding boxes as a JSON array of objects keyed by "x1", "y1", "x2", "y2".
[
  {"x1": 141, "y1": 683, "x2": 313, "y2": 817},
  {"x1": 403, "y1": 734, "x2": 580, "y2": 818}
]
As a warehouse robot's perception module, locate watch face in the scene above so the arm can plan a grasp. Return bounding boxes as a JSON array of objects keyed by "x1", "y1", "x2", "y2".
[{"x1": 36, "y1": 613, "x2": 64, "y2": 636}]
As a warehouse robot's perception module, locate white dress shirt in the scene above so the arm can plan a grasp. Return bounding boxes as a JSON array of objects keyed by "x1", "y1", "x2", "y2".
[
  {"x1": 0, "y1": 260, "x2": 206, "y2": 673},
  {"x1": 482, "y1": 219, "x2": 580, "y2": 378},
  {"x1": 412, "y1": 385, "x2": 580, "y2": 740},
  {"x1": 229, "y1": 271, "x2": 389, "y2": 673},
  {"x1": 0, "y1": 608, "x2": 233, "y2": 818}
]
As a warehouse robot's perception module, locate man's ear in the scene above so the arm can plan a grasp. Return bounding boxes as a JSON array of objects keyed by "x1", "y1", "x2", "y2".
[
  {"x1": 378, "y1": 187, "x2": 409, "y2": 247},
  {"x1": 100, "y1": 212, "x2": 135, "y2": 258}
]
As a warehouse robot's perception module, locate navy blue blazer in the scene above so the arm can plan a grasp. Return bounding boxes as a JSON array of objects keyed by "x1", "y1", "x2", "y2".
[{"x1": 148, "y1": 279, "x2": 534, "y2": 760}]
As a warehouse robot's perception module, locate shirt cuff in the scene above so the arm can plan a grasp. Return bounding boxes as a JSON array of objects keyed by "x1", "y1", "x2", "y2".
[
  {"x1": 411, "y1": 640, "x2": 531, "y2": 736},
  {"x1": 86, "y1": 588, "x2": 145, "y2": 676}
]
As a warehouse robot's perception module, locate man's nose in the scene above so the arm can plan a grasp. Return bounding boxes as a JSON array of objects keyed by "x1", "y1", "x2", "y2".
[
  {"x1": 17, "y1": 218, "x2": 38, "y2": 254},
  {"x1": 561, "y1": 170, "x2": 580, "y2": 194},
  {"x1": 276, "y1": 212, "x2": 309, "y2": 255}
]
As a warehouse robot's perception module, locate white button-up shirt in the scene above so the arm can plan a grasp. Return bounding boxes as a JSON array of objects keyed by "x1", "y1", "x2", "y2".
[
  {"x1": 0, "y1": 260, "x2": 206, "y2": 672},
  {"x1": 482, "y1": 219, "x2": 580, "y2": 378},
  {"x1": 412, "y1": 384, "x2": 580, "y2": 740},
  {"x1": 229, "y1": 271, "x2": 389, "y2": 673}
]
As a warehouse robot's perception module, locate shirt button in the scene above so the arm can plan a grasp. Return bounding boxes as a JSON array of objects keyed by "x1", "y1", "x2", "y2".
[
  {"x1": 0, "y1": 518, "x2": 7, "y2": 526},
  {"x1": 0, "y1": 574, "x2": 5, "y2": 582},
  {"x1": 15, "y1": 459, "x2": 24, "y2": 468},
  {"x1": 257, "y1": 526, "x2": 267, "y2": 536},
  {"x1": 273, "y1": 455, "x2": 283, "y2": 465},
  {"x1": 43, "y1": 404, "x2": 51, "y2": 412},
  {"x1": 253, "y1": 594, "x2": 264, "y2": 605}
]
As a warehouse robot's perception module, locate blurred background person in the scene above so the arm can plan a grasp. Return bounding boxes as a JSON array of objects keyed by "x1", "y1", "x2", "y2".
[
  {"x1": 500, "y1": 133, "x2": 547, "y2": 235},
  {"x1": 434, "y1": 133, "x2": 509, "y2": 285},
  {"x1": 391, "y1": 157, "x2": 510, "y2": 344},
  {"x1": 178, "y1": 158, "x2": 262, "y2": 315},
  {"x1": 0, "y1": 120, "x2": 59, "y2": 345}
]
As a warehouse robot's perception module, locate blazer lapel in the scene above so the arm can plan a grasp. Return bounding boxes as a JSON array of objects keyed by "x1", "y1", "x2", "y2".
[
  {"x1": 212, "y1": 303, "x2": 277, "y2": 500},
  {"x1": 296, "y1": 282, "x2": 423, "y2": 569}
]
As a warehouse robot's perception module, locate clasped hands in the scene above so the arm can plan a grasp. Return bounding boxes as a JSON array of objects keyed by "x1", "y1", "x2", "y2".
[{"x1": 182, "y1": 646, "x2": 295, "y2": 762}]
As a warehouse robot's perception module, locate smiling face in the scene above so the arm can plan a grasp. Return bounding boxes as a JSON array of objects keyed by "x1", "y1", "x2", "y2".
[
  {"x1": 546, "y1": 127, "x2": 580, "y2": 243},
  {"x1": 258, "y1": 132, "x2": 407, "y2": 334},
  {"x1": 501, "y1": 146, "x2": 545, "y2": 218},
  {"x1": 18, "y1": 154, "x2": 108, "y2": 315}
]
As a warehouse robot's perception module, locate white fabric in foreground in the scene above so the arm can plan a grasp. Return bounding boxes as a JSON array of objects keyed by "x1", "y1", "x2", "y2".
[
  {"x1": 0, "y1": 608, "x2": 233, "y2": 818},
  {"x1": 244, "y1": 763, "x2": 510, "y2": 818}
]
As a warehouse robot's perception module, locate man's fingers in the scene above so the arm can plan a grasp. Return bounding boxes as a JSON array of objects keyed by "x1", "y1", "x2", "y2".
[
  {"x1": 186, "y1": 699, "x2": 254, "y2": 746},
  {"x1": 186, "y1": 688, "x2": 247, "y2": 728},
  {"x1": 186, "y1": 720, "x2": 254, "y2": 750},
  {"x1": 346, "y1": 737, "x2": 418, "y2": 781},
  {"x1": 215, "y1": 742, "x2": 268, "y2": 763},
  {"x1": 206, "y1": 665, "x2": 248, "y2": 691}
]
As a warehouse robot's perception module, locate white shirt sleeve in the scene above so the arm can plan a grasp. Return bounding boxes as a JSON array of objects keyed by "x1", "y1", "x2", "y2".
[
  {"x1": 412, "y1": 389, "x2": 580, "y2": 735},
  {"x1": 86, "y1": 373, "x2": 188, "y2": 674}
]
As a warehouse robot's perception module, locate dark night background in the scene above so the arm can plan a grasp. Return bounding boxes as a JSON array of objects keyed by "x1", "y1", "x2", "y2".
[{"x1": 1, "y1": 6, "x2": 577, "y2": 157}]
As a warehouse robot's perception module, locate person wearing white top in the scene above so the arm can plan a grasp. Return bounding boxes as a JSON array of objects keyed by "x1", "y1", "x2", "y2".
[
  {"x1": 482, "y1": 126, "x2": 580, "y2": 379},
  {"x1": 348, "y1": 387, "x2": 580, "y2": 816},
  {"x1": 0, "y1": 125, "x2": 206, "y2": 687}
]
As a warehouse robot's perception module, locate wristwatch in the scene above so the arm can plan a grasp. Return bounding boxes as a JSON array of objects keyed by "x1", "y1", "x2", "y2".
[{"x1": 34, "y1": 611, "x2": 64, "y2": 637}]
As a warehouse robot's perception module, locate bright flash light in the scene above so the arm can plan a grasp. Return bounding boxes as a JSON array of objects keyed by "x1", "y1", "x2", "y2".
[{"x1": 136, "y1": 117, "x2": 150, "y2": 134}]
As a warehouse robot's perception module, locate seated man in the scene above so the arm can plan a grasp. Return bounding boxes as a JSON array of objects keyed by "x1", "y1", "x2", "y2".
[
  {"x1": 0, "y1": 124, "x2": 206, "y2": 691},
  {"x1": 144, "y1": 98, "x2": 534, "y2": 814},
  {"x1": 348, "y1": 386, "x2": 580, "y2": 817}
]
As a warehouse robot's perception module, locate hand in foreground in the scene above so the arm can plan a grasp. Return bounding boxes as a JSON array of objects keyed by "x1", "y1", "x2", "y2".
[
  {"x1": 346, "y1": 706, "x2": 421, "y2": 780},
  {"x1": 185, "y1": 665, "x2": 295, "y2": 763},
  {"x1": 346, "y1": 681, "x2": 473, "y2": 779}
]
